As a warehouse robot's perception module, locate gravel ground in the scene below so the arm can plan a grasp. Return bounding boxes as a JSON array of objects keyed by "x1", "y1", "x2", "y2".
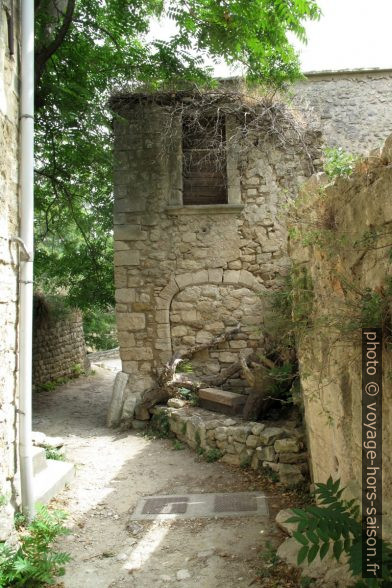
[{"x1": 32, "y1": 366, "x2": 296, "y2": 588}]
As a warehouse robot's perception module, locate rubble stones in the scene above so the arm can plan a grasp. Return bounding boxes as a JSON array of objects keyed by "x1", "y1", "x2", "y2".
[{"x1": 150, "y1": 405, "x2": 308, "y2": 487}]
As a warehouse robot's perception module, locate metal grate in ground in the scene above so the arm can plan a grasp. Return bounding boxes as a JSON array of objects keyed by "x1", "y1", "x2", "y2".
[{"x1": 131, "y1": 492, "x2": 268, "y2": 520}]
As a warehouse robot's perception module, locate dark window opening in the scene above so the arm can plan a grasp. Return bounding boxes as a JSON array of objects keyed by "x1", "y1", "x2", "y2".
[{"x1": 182, "y1": 115, "x2": 228, "y2": 205}]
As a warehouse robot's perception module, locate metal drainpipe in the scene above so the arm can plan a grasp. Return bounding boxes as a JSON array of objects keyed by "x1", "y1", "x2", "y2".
[{"x1": 18, "y1": 0, "x2": 35, "y2": 521}]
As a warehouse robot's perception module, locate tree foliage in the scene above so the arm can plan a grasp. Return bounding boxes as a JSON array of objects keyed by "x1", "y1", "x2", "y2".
[{"x1": 34, "y1": 0, "x2": 320, "y2": 344}]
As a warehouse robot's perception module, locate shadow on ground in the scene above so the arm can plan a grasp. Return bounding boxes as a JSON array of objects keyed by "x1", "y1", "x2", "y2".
[{"x1": 33, "y1": 368, "x2": 295, "y2": 588}]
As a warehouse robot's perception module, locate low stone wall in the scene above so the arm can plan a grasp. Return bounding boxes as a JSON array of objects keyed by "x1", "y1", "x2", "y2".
[
  {"x1": 290, "y1": 135, "x2": 392, "y2": 540},
  {"x1": 151, "y1": 403, "x2": 308, "y2": 487},
  {"x1": 33, "y1": 310, "x2": 89, "y2": 388}
]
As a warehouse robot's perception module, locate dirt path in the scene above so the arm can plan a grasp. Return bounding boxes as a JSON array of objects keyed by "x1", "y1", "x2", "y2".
[{"x1": 33, "y1": 367, "x2": 293, "y2": 588}]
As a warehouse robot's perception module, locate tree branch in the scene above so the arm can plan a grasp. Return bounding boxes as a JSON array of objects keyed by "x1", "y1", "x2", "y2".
[{"x1": 35, "y1": 0, "x2": 76, "y2": 104}]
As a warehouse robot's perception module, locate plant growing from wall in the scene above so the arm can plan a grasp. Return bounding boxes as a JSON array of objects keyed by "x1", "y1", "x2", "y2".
[
  {"x1": 285, "y1": 477, "x2": 392, "y2": 586},
  {"x1": 0, "y1": 505, "x2": 71, "y2": 586},
  {"x1": 323, "y1": 147, "x2": 358, "y2": 179},
  {"x1": 239, "y1": 265, "x2": 314, "y2": 420},
  {"x1": 150, "y1": 412, "x2": 172, "y2": 438}
]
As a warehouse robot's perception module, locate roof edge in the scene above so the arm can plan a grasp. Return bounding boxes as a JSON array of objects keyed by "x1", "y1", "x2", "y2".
[{"x1": 302, "y1": 67, "x2": 392, "y2": 77}]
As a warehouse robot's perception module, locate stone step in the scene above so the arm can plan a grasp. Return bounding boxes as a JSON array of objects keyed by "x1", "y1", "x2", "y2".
[
  {"x1": 34, "y1": 460, "x2": 75, "y2": 505},
  {"x1": 32, "y1": 446, "x2": 47, "y2": 475},
  {"x1": 198, "y1": 387, "x2": 246, "y2": 416}
]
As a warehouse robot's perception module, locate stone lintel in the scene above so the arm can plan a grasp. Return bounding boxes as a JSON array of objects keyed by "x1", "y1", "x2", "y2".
[{"x1": 166, "y1": 205, "x2": 244, "y2": 216}]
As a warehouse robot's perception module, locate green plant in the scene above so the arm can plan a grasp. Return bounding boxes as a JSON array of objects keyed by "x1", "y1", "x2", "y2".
[
  {"x1": 150, "y1": 412, "x2": 172, "y2": 439},
  {"x1": 258, "y1": 540, "x2": 281, "y2": 579},
  {"x1": 286, "y1": 477, "x2": 392, "y2": 586},
  {"x1": 181, "y1": 422, "x2": 187, "y2": 435},
  {"x1": 83, "y1": 307, "x2": 118, "y2": 351},
  {"x1": 176, "y1": 362, "x2": 193, "y2": 374},
  {"x1": 0, "y1": 504, "x2": 71, "y2": 586},
  {"x1": 178, "y1": 387, "x2": 199, "y2": 406},
  {"x1": 71, "y1": 363, "x2": 83, "y2": 377},
  {"x1": 360, "y1": 289, "x2": 385, "y2": 328},
  {"x1": 14, "y1": 512, "x2": 27, "y2": 531},
  {"x1": 263, "y1": 465, "x2": 279, "y2": 482},
  {"x1": 172, "y1": 440, "x2": 185, "y2": 451},
  {"x1": 38, "y1": 380, "x2": 58, "y2": 392},
  {"x1": 0, "y1": 495, "x2": 8, "y2": 508},
  {"x1": 204, "y1": 448, "x2": 223, "y2": 463},
  {"x1": 323, "y1": 147, "x2": 358, "y2": 179},
  {"x1": 264, "y1": 265, "x2": 314, "y2": 348},
  {"x1": 45, "y1": 447, "x2": 65, "y2": 461},
  {"x1": 38, "y1": 375, "x2": 69, "y2": 392}
]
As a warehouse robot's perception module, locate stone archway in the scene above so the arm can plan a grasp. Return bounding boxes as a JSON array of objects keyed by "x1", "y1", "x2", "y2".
[
  {"x1": 169, "y1": 280, "x2": 264, "y2": 392},
  {"x1": 153, "y1": 269, "x2": 265, "y2": 365}
]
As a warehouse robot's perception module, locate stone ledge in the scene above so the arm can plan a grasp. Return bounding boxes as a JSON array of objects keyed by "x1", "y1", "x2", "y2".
[
  {"x1": 150, "y1": 405, "x2": 308, "y2": 487},
  {"x1": 166, "y1": 204, "x2": 244, "y2": 216}
]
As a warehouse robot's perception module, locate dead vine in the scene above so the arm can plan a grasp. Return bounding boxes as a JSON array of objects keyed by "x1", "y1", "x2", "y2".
[{"x1": 110, "y1": 82, "x2": 319, "y2": 175}]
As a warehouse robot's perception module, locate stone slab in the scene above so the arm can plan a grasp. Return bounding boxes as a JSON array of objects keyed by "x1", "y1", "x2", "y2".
[
  {"x1": 198, "y1": 388, "x2": 246, "y2": 416},
  {"x1": 131, "y1": 492, "x2": 268, "y2": 521},
  {"x1": 198, "y1": 388, "x2": 247, "y2": 407}
]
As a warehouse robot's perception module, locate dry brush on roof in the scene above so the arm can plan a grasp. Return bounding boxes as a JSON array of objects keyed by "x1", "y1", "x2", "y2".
[{"x1": 110, "y1": 83, "x2": 320, "y2": 175}]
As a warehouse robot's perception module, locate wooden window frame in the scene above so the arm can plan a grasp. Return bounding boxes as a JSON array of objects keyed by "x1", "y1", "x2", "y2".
[{"x1": 181, "y1": 114, "x2": 228, "y2": 206}]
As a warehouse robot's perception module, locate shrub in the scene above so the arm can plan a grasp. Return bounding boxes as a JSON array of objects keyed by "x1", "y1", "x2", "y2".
[
  {"x1": 0, "y1": 504, "x2": 71, "y2": 586},
  {"x1": 323, "y1": 147, "x2": 358, "y2": 179},
  {"x1": 150, "y1": 413, "x2": 171, "y2": 438},
  {"x1": 287, "y1": 477, "x2": 392, "y2": 586},
  {"x1": 45, "y1": 447, "x2": 65, "y2": 461},
  {"x1": 204, "y1": 448, "x2": 223, "y2": 463},
  {"x1": 172, "y1": 440, "x2": 185, "y2": 451},
  {"x1": 83, "y1": 306, "x2": 118, "y2": 351}
]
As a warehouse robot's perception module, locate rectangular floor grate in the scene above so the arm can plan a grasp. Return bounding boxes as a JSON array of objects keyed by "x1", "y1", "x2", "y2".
[{"x1": 131, "y1": 492, "x2": 268, "y2": 520}]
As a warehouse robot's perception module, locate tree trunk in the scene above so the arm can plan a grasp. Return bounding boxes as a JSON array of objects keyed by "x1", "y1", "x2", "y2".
[
  {"x1": 139, "y1": 325, "x2": 240, "y2": 410},
  {"x1": 240, "y1": 353, "x2": 276, "y2": 420}
]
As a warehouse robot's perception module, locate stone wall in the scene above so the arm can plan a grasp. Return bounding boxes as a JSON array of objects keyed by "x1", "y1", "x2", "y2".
[
  {"x1": 152, "y1": 403, "x2": 307, "y2": 487},
  {"x1": 0, "y1": 1, "x2": 20, "y2": 541},
  {"x1": 109, "y1": 92, "x2": 322, "y2": 426},
  {"x1": 33, "y1": 310, "x2": 89, "y2": 388},
  {"x1": 290, "y1": 136, "x2": 392, "y2": 540},
  {"x1": 296, "y1": 69, "x2": 392, "y2": 154}
]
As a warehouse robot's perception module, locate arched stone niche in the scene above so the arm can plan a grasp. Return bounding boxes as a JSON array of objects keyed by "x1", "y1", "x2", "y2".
[
  {"x1": 170, "y1": 282, "x2": 264, "y2": 391},
  {"x1": 154, "y1": 270, "x2": 265, "y2": 387}
]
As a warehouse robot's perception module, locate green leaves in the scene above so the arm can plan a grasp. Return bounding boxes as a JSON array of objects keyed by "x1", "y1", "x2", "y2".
[
  {"x1": 287, "y1": 477, "x2": 392, "y2": 585},
  {"x1": 323, "y1": 147, "x2": 358, "y2": 179},
  {"x1": 0, "y1": 505, "x2": 71, "y2": 586}
]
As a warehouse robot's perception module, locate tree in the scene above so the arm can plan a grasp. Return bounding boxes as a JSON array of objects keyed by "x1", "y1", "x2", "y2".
[{"x1": 34, "y1": 0, "x2": 320, "y2": 347}]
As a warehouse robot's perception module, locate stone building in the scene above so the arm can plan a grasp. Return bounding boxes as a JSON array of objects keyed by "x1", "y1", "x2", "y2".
[
  {"x1": 296, "y1": 68, "x2": 392, "y2": 154},
  {"x1": 108, "y1": 88, "x2": 322, "y2": 426},
  {"x1": 0, "y1": 0, "x2": 20, "y2": 540}
]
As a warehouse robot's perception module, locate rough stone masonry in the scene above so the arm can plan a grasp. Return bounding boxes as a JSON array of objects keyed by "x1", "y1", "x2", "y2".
[
  {"x1": 109, "y1": 71, "x2": 392, "y2": 428},
  {"x1": 0, "y1": 1, "x2": 21, "y2": 541},
  {"x1": 32, "y1": 309, "x2": 89, "y2": 389},
  {"x1": 108, "y1": 89, "x2": 322, "y2": 427}
]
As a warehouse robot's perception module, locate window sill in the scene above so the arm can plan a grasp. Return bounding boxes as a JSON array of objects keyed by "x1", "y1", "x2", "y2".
[{"x1": 166, "y1": 204, "x2": 244, "y2": 216}]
